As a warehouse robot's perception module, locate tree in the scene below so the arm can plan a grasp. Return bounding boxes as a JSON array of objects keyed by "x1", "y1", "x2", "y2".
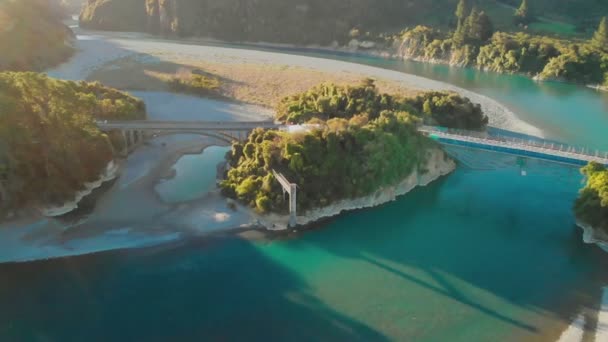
[
  {"x1": 466, "y1": 9, "x2": 494, "y2": 43},
  {"x1": 455, "y1": 0, "x2": 469, "y2": 27},
  {"x1": 453, "y1": 8, "x2": 494, "y2": 47},
  {"x1": 514, "y1": 0, "x2": 531, "y2": 25},
  {"x1": 592, "y1": 17, "x2": 608, "y2": 51}
]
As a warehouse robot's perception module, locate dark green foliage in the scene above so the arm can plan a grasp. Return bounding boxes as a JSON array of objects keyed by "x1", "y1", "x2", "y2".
[
  {"x1": 405, "y1": 92, "x2": 489, "y2": 129},
  {"x1": 453, "y1": 7, "x2": 494, "y2": 47},
  {"x1": 277, "y1": 80, "x2": 488, "y2": 130},
  {"x1": 276, "y1": 80, "x2": 402, "y2": 124},
  {"x1": 467, "y1": 10, "x2": 494, "y2": 44},
  {"x1": 398, "y1": 0, "x2": 608, "y2": 85},
  {"x1": 81, "y1": 0, "x2": 608, "y2": 44},
  {"x1": 574, "y1": 162, "x2": 608, "y2": 235},
  {"x1": 0, "y1": 0, "x2": 74, "y2": 71},
  {"x1": 477, "y1": 32, "x2": 561, "y2": 74},
  {"x1": 0, "y1": 72, "x2": 146, "y2": 209},
  {"x1": 221, "y1": 112, "x2": 431, "y2": 213},
  {"x1": 514, "y1": 0, "x2": 532, "y2": 25},
  {"x1": 455, "y1": 0, "x2": 469, "y2": 26},
  {"x1": 222, "y1": 81, "x2": 488, "y2": 213},
  {"x1": 81, "y1": 0, "x2": 456, "y2": 45},
  {"x1": 539, "y1": 45, "x2": 605, "y2": 84},
  {"x1": 592, "y1": 17, "x2": 608, "y2": 51}
]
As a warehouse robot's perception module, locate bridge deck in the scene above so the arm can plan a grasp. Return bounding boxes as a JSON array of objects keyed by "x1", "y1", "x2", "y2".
[
  {"x1": 420, "y1": 126, "x2": 608, "y2": 166},
  {"x1": 96, "y1": 120, "x2": 280, "y2": 132},
  {"x1": 96, "y1": 120, "x2": 608, "y2": 166}
]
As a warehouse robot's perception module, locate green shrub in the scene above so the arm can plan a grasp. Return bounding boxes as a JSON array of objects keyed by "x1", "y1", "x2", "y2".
[
  {"x1": 168, "y1": 74, "x2": 221, "y2": 96},
  {"x1": 574, "y1": 162, "x2": 608, "y2": 234}
]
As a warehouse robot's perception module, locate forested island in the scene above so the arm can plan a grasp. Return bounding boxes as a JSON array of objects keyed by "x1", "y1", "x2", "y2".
[
  {"x1": 0, "y1": 0, "x2": 75, "y2": 71},
  {"x1": 220, "y1": 80, "x2": 486, "y2": 214},
  {"x1": 575, "y1": 162, "x2": 608, "y2": 238},
  {"x1": 0, "y1": 72, "x2": 145, "y2": 213}
]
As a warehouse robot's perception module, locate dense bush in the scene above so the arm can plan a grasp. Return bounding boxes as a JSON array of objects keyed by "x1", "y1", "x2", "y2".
[
  {"x1": 276, "y1": 80, "x2": 403, "y2": 124},
  {"x1": 0, "y1": 72, "x2": 145, "y2": 209},
  {"x1": 476, "y1": 32, "x2": 561, "y2": 74},
  {"x1": 221, "y1": 111, "x2": 431, "y2": 213},
  {"x1": 0, "y1": 0, "x2": 74, "y2": 71},
  {"x1": 539, "y1": 45, "x2": 605, "y2": 84},
  {"x1": 399, "y1": 16, "x2": 608, "y2": 86},
  {"x1": 81, "y1": 0, "x2": 456, "y2": 45},
  {"x1": 81, "y1": 0, "x2": 608, "y2": 43},
  {"x1": 168, "y1": 74, "x2": 221, "y2": 97},
  {"x1": 404, "y1": 92, "x2": 488, "y2": 129},
  {"x1": 277, "y1": 80, "x2": 489, "y2": 130},
  {"x1": 574, "y1": 162, "x2": 608, "y2": 235},
  {"x1": 222, "y1": 80, "x2": 489, "y2": 214},
  {"x1": 400, "y1": 26, "x2": 451, "y2": 61}
]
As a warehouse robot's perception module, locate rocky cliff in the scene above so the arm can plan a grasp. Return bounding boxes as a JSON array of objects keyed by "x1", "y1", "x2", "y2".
[
  {"x1": 258, "y1": 148, "x2": 456, "y2": 230},
  {"x1": 577, "y1": 222, "x2": 608, "y2": 253}
]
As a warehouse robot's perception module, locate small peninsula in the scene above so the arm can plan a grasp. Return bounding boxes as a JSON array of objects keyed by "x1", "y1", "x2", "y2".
[
  {"x1": 220, "y1": 80, "x2": 486, "y2": 225},
  {"x1": 0, "y1": 72, "x2": 145, "y2": 215}
]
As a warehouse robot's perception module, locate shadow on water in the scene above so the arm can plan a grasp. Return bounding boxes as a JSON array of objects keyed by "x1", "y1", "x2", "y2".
[
  {"x1": 38, "y1": 32, "x2": 608, "y2": 340},
  {"x1": 0, "y1": 237, "x2": 388, "y2": 342},
  {"x1": 276, "y1": 151, "x2": 608, "y2": 340}
]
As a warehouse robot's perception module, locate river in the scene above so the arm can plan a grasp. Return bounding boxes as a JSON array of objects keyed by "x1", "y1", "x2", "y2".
[{"x1": 2, "y1": 32, "x2": 608, "y2": 341}]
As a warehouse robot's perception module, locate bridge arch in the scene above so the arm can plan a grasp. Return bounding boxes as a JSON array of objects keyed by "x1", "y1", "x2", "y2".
[{"x1": 147, "y1": 130, "x2": 246, "y2": 145}]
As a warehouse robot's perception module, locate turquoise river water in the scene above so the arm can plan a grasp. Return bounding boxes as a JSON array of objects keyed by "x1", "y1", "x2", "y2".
[{"x1": 1, "y1": 49, "x2": 608, "y2": 341}]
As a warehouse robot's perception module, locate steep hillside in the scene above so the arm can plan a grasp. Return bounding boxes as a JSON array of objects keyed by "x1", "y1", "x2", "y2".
[
  {"x1": 0, "y1": 72, "x2": 146, "y2": 210},
  {"x1": 80, "y1": 0, "x2": 456, "y2": 44},
  {"x1": 0, "y1": 0, "x2": 75, "y2": 71},
  {"x1": 497, "y1": 0, "x2": 608, "y2": 27},
  {"x1": 80, "y1": 0, "x2": 608, "y2": 44}
]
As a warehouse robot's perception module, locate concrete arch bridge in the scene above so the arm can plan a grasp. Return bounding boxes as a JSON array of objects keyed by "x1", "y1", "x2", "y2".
[{"x1": 96, "y1": 120, "x2": 280, "y2": 154}]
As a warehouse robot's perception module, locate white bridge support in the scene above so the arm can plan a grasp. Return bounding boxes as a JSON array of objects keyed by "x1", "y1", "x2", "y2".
[{"x1": 273, "y1": 170, "x2": 297, "y2": 228}]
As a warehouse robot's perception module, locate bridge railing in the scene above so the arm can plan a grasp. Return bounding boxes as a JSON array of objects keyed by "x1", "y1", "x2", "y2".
[{"x1": 419, "y1": 126, "x2": 608, "y2": 161}]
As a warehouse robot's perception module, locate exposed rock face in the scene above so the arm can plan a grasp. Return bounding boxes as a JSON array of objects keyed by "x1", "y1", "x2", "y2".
[
  {"x1": 258, "y1": 148, "x2": 456, "y2": 230},
  {"x1": 80, "y1": 0, "x2": 449, "y2": 44},
  {"x1": 394, "y1": 37, "x2": 465, "y2": 67},
  {"x1": 577, "y1": 221, "x2": 608, "y2": 253}
]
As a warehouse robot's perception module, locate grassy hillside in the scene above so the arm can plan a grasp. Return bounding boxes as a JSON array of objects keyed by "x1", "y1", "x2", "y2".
[{"x1": 0, "y1": 0, "x2": 75, "y2": 71}]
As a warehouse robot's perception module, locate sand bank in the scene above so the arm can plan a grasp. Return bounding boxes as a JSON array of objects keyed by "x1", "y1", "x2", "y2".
[
  {"x1": 48, "y1": 26, "x2": 541, "y2": 137},
  {"x1": 0, "y1": 96, "x2": 268, "y2": 263}
]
